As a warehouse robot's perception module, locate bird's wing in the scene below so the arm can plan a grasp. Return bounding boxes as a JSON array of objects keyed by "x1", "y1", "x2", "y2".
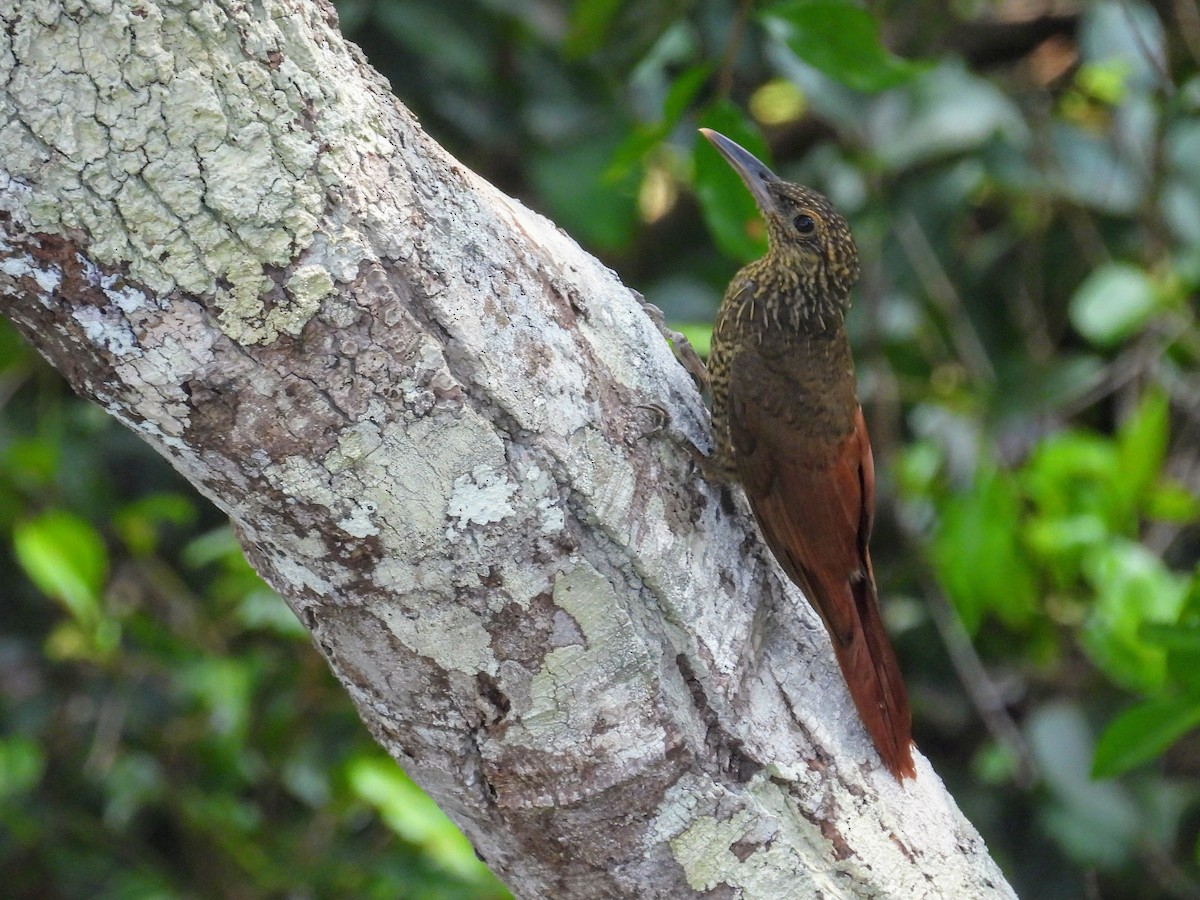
[{"x1": 727, "y1": 356, "x2": 914, "y2": 778}]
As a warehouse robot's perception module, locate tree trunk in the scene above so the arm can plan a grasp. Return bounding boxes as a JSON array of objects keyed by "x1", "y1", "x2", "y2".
[{"x1": 0, "y1": 1, "x2": 1015, "y2": 896}]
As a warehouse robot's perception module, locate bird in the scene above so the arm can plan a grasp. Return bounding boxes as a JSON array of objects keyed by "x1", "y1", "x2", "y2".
[{"x1": 696, "y1": 127, "x2": 915, "y2": 780}]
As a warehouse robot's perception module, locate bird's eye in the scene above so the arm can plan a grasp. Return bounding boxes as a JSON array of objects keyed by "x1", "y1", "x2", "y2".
[{"x1": 794, "y1": 214, "x2": 816, "y2": 234}]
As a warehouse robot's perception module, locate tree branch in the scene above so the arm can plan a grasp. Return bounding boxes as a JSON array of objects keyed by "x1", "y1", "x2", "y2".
[{"x1": 0, "y1": 0, "x2": 1014, "y2": 895}]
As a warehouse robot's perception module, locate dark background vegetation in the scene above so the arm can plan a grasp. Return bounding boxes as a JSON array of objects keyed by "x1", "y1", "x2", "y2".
[{"x1": 3, "y1": 0, "x2": 1200, "y2": 897}]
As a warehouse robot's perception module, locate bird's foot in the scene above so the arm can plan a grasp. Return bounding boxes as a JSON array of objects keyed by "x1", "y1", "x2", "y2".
[
  {"x1": 635, "y1": 292, "x2": 709, "y2": 392},
  {"x1": 634, "y1": 402, "x2": 730, "y2": 484}
]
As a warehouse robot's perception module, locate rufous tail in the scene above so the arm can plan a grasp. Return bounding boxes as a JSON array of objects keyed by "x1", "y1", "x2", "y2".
[{"x1": 830, "y1": 576, "x2": 916, "y2": 780}]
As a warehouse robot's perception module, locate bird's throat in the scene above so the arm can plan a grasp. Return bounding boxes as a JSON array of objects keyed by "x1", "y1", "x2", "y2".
[{"x1": 732, "y1": 255, "x2": 848, "y2": 342}]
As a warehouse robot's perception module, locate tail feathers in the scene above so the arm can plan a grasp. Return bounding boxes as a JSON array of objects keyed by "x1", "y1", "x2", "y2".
[{"x1": 829, "y1": 577, "x2": 915, "y2": 780}]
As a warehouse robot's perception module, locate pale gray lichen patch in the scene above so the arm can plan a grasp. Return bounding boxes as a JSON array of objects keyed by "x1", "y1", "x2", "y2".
[
  {"x1": 72, "y1": 304, "x2": 139, "y2": 356},
  {"x1": 1, "y1": 252, "x2": 61, "y2": 294},
  {"x1": 110, "y1": 303, "x2": 218, "y2": 437},
  {"x1": 448, "y1": 465, "x2": 518, "y2": 530},
  {"x1": 653, "y1": 772, "x2": 839, "y2": 898},
  {"x1": 378, "y1": 602, "x2": 497, "y2": 677},
  {"x1": 508, "y1": 562, "x2": 662, "y2": 756},
  {"x1": 338, "y1": 499, "x2": 380, "y2": 538},
  {"x1": 324, "y1": 421, "x2": 385, "y2": 476},
  {"x1": 0, "y1": 0, "x2": 385, "y2": 346}
]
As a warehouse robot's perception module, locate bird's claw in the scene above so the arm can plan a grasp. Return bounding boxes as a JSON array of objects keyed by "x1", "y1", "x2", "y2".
[
  {"x1": 636, "y1": 293, "x2": 709, "y2": 392},
  {"x1": 634, "y1": 402, "x2": 670, "y2": 437},
  {"x1": 632, "y1": 402, "x2": 725, "y2": 482}
]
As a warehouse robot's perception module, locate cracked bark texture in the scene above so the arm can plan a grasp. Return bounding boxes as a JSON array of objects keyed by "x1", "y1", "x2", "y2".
[{"x1": 0, "y1": 1, "x2": 1016, "y2": 897}]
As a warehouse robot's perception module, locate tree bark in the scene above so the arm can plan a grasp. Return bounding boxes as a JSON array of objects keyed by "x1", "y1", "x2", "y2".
[{"x1": 0, "y1": 1, "x2": 1015, "y2": 896}]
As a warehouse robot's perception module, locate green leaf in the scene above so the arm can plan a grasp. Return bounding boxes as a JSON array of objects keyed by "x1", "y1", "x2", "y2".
[
  {"x1": 13, "y1": 510, "x2": 108, "y2": 624},
  {"x1": 182, "y1": 658, "x2": 254, "y2": 738},
  {"x1": 766, "y1": 0, "x2": 923, "y2": 93},
  {"x1": 530, "y1": 134, "x2": 640, "y2": 251},
  {"x1": 0, "y1": 735, "x2": 45, "y2": 800},
  {"x1": 1027, "y1": 702, "x2": 1140, "y2": 865},
  {"x1": 1166, "y1": 645, "x2": 1200, "y2": 690},
  {"x1": 1116, "y1": 388, "x2": 1169, "y2": 502},
  {"x1": 1142, "y1": 620, "x2": 1200, "y2": 651},
  {"x1": 3, "y1": 436, "x2": 61, "y2": 491},
  {"x1": 1093, "y1": 695, "x2": 1200, "y2": 778},
  {"x1": 183, "y1": 525, "x2": 244, "y2": 569},
  {"x1": 694, "y1": 102, "x2": 772, "y2": 262},
  {"x1": 1082, "y1": 540, "x2": 1190, "y2": 692},
  {"x1": 347, "y1": 755, "x2": 496, "y2": 884},
  {"x1": 869, "y1": 62, "x2": 1028, "y2": 171},
  {"x1": 1069, "y1": 263, "x2": 1159, "y2": 347},
  {"x1": 931, "y1": 466, "x2": 1038, "y2": 633},
  {"x1": 373, "y1": 3, "x2": 489, "y2": 86},
  {"x1": 237, "y1": 587, "x2": 307, "y2": 638},
  {"x1": 102, "y1": 752, "x2": 165, "y2": 829},
  {"x1": 564, "y1": 0, "x2": 624, "y2": 58},
  {"x1": 1026, "y1": 513, "x2": 1108, "y2": 556},
  {"x1": 663, "y1": 64, "x2": 713, "y2": 126},
  {"x1": 893, "y1": 440, "x2": 944, "y2": 500},
  {"x1": 1144, "y1": 481, "x2": 1200, "y2": 522},
  {"x1": 113, "y1": 492, "x2": 198, "y2": 556},
  {"x1": 1023, "y1": 430, "x2": 1123, "y2": 528},
  {"x1": 1145, "y1": 609, "x2": 1200, "y2": 690},
  {"x1": 607, "y1": 64, "x2": 712, "y2": 180}
]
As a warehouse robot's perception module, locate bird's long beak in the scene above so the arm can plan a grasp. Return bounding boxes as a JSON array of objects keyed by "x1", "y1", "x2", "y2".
[{"x1": 699, "y1": 128, "x2": 778, "y2": 212}]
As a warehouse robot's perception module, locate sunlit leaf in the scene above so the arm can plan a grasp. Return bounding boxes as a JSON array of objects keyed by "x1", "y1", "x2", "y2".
[
  {"x1": 749, "y1": 78, "x2": 807, "y2": 125},
  {"x1": 766, "y1": 0, "x2": 923, "y2": 93},
  {"x1": 1023, "y1": 430, "x2": 1123, "y2": 529},
  {"x1": 1075, "y1": 60, "x2": 1132, "y2": 106},
  {"x1": 1093, "y1": 694, "x2": 1200, "y2": 778},
  {"x1": 1078, "y1": 0, "x2": 1167, "y2": 92},
  {"x1": 13, "y1": 510, "x2": 108, "y2": 624}
]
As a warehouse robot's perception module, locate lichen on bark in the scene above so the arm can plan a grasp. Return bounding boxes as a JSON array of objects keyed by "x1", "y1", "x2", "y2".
[{"x1": 0, "y1": 0, "x2": 383, "y2": 344}]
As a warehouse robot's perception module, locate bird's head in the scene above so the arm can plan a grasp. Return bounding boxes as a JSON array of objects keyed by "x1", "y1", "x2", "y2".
[{"x1": 701, "y1": 128, "x2": 860, "y2": 311}]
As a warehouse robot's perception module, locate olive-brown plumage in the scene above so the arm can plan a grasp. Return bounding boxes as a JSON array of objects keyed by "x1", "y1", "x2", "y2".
[{"x1": 700, "y1": 128, "x2": 915, "y2": 780}]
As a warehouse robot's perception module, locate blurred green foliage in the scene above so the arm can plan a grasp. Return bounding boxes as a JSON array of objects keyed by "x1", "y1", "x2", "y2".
[{"x1": 4, "y1": 0, "x2": 1200, "y2": 897}]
